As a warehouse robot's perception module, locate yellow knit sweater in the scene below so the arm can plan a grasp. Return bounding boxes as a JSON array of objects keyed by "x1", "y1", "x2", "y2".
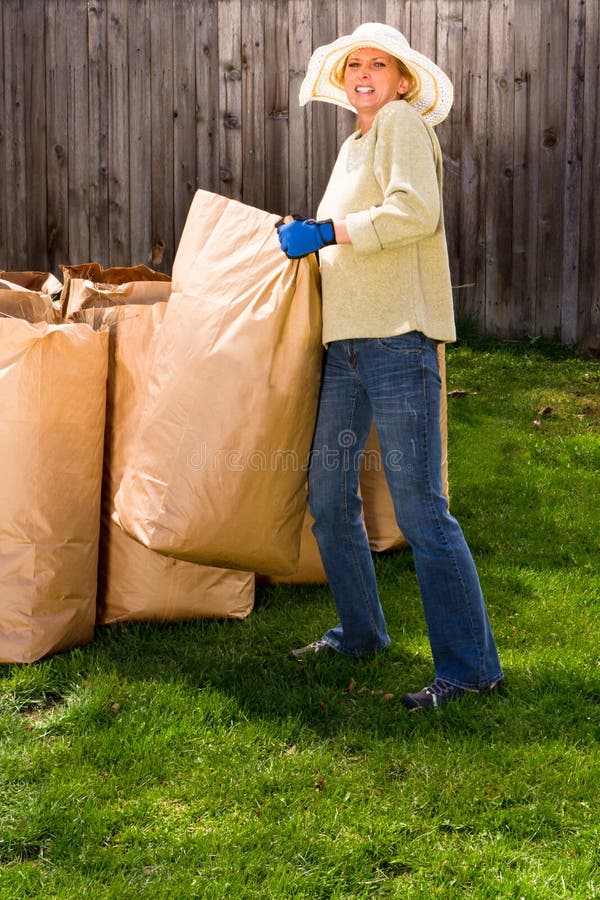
[{"x1": 316, "y1": 100, "x2": 456, "y2": 345}]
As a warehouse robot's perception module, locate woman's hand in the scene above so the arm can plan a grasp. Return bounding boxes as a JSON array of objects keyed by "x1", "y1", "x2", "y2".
[{"x1": 275, "y1": 216, "x2": 337, "y2": 259}]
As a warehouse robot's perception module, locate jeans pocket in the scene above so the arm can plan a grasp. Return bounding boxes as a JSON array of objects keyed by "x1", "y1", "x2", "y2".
[{"x1": 375, "y1": 331, "x2": 427, "y2": 354}]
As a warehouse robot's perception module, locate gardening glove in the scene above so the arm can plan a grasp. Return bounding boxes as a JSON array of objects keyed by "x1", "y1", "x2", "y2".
[{"x1": 275, "y1": 216, "x2": 337, "y2": 259}]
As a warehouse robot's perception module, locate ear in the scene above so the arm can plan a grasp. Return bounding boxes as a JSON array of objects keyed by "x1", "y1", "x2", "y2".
[{"x1": 397, "y1": 75, "x2": 411, "y2": 97}]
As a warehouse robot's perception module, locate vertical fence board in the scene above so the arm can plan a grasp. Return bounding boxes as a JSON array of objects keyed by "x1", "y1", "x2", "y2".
[
  {"x1": 536, "y1": 2, "x2": 568, "y2": 338},
  {"x1": 241, "y1": 0, "x2": 265, "y2": 210},
  {"x1": 45, "y1": 0, "x2": 69, "y2": 272},
  {"x1": 361, "y1": 0, "x2": 387, "y2": 23},
  {"x1": 511, "y1": 0, "x2": 541, "y2": 338},
  {"x1": 578, "y1": 0, "x2": 600, "y2": 349},
  {"x1": 288, "y1": 0, "x2": 312, "y2": 215},
  {"x1": 264, "y1": 0, "x2": 288, "y2": 215},
  {"x1": 335, "y1": 0, "x2": 361, "y2": 150},
  {"x1": 88, "y1": 0, "x2": 109, "y2": 265},
  {"x1": 485, "y1": 0, "x2": 514, "y2": 337},
  {"x1": 436, "y1": 0, "x2": 463, "y2": 293},
  {"x1": 107, "y1": 0, "x2": 129, "y2": 265},
  {"x1": 458, "y1": 0, "x2": 488, "y2": 329},
  {"x1": 173, "y1": 0, "x2": 197, "y2": 242},
  {"x1": 128, "y1": 0, "x2": 152, "y2": 266},
  {"x1": 218, "y1": 0, "x2": 243, "y2": 200},
  {"x1": 195, "y1": 0, "x2": 220, "y2": 195},
  {"x1": 410, "y1": 0, "x2": 437, "y2": 63},
  {"x1": 561, "y1": 0, "x2": 586, "y2": 345},
  {"x1": 23, "y1": 0, "x2": 48, "y2": 269},
  {"x1": 66, "y1": 1, "x2": 90, "y2": 265},
  {"x1": 150, "y1": 0, "x2": 174, "y2": 269},
  {"x1": 385, "y1": 0, "x2": 412, "y2": 39},
  {"x1": 311, "y1": 2, "x2": 338, "y2": 209},
  {"x1": 4, "y1": 0, "x2": 27, "y2": 269}
]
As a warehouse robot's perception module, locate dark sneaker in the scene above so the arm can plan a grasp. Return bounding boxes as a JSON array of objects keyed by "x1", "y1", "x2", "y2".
[
  {"x1": 402, "y1": 679, "x2": 466, "y2": 709},
  {"x1": 287, "y1": 639, "x2": 336, "y2": 660},
  {"x1": 403, "y1": 678, "x2": 504, "y2": 710}
]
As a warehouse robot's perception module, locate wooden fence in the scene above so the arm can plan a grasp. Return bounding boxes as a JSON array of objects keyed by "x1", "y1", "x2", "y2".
[{"x1": 0, "y1": 0, "x2": 598, "y2": 348}]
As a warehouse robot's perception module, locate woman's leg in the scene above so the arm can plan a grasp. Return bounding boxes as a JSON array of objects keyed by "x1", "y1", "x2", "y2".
[
  {"x1": 307, "y1": 340, "x2": 391, "y2": 656},
  {"x1": 360, "y1": 333, "x2": 503, "y2": 689}
]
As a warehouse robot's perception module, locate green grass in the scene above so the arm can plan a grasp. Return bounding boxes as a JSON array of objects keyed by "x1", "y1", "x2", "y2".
[{"x1": 1, "y1": 340, "x2": 599, "y2": 899}]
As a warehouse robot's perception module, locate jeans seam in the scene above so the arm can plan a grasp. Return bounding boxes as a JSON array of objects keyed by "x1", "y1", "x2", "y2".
[
  {"x1": 341, "y1": 378, "x2": 381, "y2": 649},
  {"x1": 418, "y1": 347, "x2": 487, "y2": 684}
]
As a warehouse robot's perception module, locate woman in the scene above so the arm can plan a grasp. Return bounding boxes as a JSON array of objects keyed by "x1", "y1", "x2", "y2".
[{"x1": 276, "y1": 23, "x2": 503, "y2": 709}]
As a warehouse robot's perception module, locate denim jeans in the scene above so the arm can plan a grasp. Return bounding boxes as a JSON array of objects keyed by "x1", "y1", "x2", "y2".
[{"x1": 308, "y1": 332, "x2": 503, "y2": 689}]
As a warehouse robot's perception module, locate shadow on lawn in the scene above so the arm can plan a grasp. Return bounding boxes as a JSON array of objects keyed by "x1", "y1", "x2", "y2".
[{"x1": 84, "y1": 592, "x2": 599, "y2": 748}]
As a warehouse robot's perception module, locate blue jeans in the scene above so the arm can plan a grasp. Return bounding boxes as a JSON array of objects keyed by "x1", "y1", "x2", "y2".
[{"x1": 308, "y1": 332, "x2": 503, "y2": 690}]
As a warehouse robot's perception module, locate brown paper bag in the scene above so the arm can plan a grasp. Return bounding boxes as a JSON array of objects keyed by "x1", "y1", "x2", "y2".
[
  {"x1": 59, "y1": 262, "x2": 170, "y2": 318},
  {"x1": 0, "y1": 285, "x2": 59, "y2": 324},
  {"x1": 64, "y1": 279, "x2": 172, "y2": 319},
  {"x1": 114, "y1": 190, "x2": 323, "y2": 575},
  {"x1": 0, "y1": 320, "x2": 108, "y2": 663},
  {"x1": 0, "y1": 270, "x2": 62, "y2": 296},
  {"x1": 260, "y1": 505, "x2": 328, "y2": 585},
  {"x1": 74, "y1": 301, "x2": 254, "y2": 624}
]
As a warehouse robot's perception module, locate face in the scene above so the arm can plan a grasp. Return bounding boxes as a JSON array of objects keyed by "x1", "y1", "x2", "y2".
[{"x1": 343, "y1": 48, "x2": 411, "y2": 119}]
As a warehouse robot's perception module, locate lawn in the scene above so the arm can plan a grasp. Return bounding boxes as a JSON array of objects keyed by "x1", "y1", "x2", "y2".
[{"x1": 1, "y1": 339, "x2": 599, "y2": 899}]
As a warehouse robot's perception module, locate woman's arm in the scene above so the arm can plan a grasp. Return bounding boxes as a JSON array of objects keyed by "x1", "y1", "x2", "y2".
[
  {"x1": 345, "y1": 103, "x2": 442, "y2": 255},
  {"x1": 333, "y1": 221, "x2": 351, "y2": 245}
]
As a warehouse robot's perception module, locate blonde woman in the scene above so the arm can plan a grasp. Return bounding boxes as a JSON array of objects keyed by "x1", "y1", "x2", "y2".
[{"x1": 277, "y1": 23, "x2": 503, "y2": 709}]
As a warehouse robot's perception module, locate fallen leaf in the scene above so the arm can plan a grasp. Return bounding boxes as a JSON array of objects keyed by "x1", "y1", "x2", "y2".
[
  {"x1": 381, "y1": 693, "x2": 395, "y2": 702},
  {"x1": 315, "y1": 779, "x2": 326, "y2": 791},
  {"x1": 347, "y1": 681, "x2": 356, "y2": 694},
  {"x1": 318, "y1": 700, "x2": 326, "y2": 710}
]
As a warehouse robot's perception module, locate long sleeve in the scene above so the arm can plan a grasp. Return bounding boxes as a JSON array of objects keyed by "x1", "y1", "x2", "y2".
[{"x1": 346, "y1": 103, "x2": 442, "y2": 254}]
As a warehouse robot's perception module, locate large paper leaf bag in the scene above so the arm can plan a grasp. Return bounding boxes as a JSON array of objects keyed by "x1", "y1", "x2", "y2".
[
  {"x1": 59, "y1": 262, "x2": 169, "y2": 318},
  {"x1": 76, "y1": 301, "x2": 255, "y2": 624},
  {"x1": 0, "y1": 320, "x2": 108, "y2": 663},
  {"x1": 114, "y1": 191, "x2": 323, "y2": 575},
  {"x1": 0, "y1": 275, "x2": 61, "y2": 324}
]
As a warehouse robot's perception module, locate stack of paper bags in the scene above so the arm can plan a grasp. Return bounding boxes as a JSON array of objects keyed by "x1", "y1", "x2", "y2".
[{"x1": 72, "y1": 279, "x2": 255, "y2": 624}]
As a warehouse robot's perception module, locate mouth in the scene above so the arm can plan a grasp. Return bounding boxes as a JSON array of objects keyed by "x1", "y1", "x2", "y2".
[{"x1": 355, "y1": 86, "x2": 375, "y2": 94}]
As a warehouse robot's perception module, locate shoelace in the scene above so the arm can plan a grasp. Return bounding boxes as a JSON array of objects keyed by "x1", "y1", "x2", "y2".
[
  {"x1": 425, "y1": 679, "x2": 463, "y2": 706},
  {"x1": 426, "y1": 679, "x2": 455, "y2": 696}
]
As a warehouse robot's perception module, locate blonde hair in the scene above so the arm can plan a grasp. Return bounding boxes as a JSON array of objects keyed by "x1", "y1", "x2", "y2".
[{"x1": 332, "y1": 51, "x2": 418, "y2": 103}]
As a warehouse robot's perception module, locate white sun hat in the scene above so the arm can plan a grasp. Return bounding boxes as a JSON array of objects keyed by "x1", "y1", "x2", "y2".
[{"x1": 299, "y1": 22, "x2": 453, "y2": 126}]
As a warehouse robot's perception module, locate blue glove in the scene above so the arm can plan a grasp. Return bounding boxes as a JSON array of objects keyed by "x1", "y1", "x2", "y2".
[{"x1": 276, "y1": 216, "x2": 337, "y2": 259}]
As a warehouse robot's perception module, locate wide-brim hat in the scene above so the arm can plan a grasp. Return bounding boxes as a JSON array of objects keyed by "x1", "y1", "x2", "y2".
[{"x1": 299, "y1": 22, "x2": 453, "y2": 126}]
